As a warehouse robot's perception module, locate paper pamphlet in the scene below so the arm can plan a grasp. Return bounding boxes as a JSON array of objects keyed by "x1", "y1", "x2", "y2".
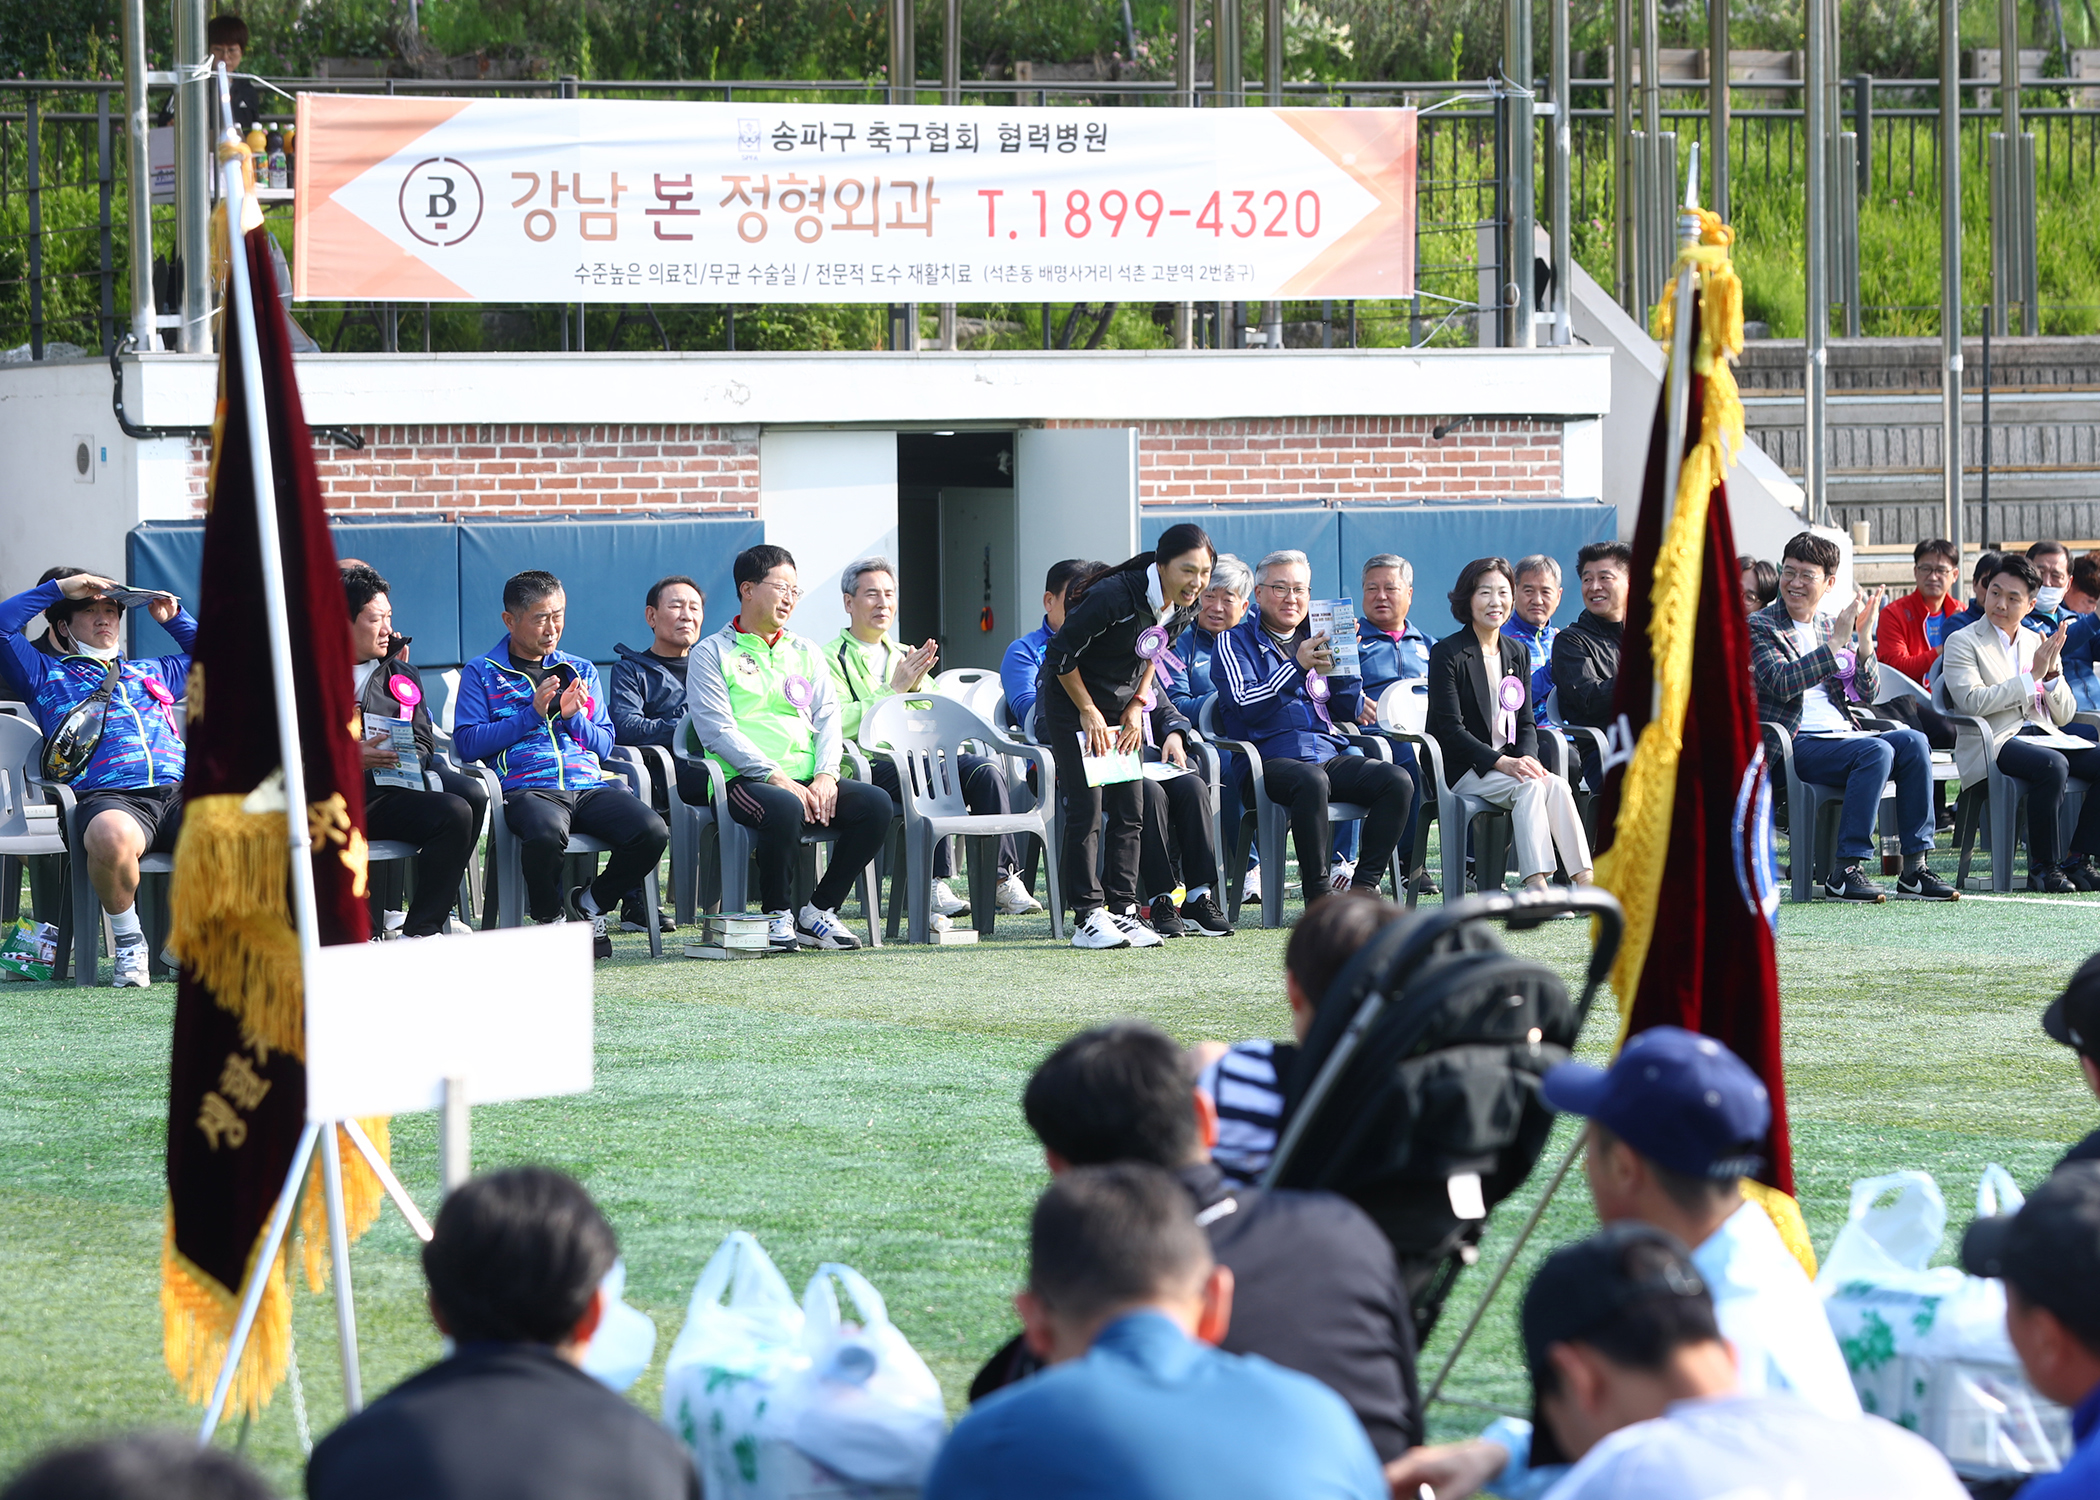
[
  {"x1": 1142, "y1": 762, "x2": 1193, "y2": 783},
  {"x1": 367, "y1": 713, "x2": 423, "y2": 791},
  {"x1": 1308, "y1": 598, "x2": 1361, "y2": 676},
  {"x1": 1077, "y1": 733, "x2": 1143, "y2": 786},
  {"x1": 103, "y1": 586, "x2": 177, "y2": 609}
]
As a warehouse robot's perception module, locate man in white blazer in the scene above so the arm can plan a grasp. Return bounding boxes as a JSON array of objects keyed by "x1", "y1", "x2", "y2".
[{"x1": 1941, "y1": 552, "x2": 2100, "y2": 893}]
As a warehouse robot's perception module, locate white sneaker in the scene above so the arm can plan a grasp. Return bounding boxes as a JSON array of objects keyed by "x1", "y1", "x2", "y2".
[
  {"x1": 765, "y1": 910, "x2": 799, "y2": 951},
  {"x1": 1109, "y1": 910, "x2": 1165, "y2": 949},
  {"x1": 797, "y1": 904, "x2": 862, "y2": 950},
  {"x1": 381, "y1": 909, "x2": 406, "y2": 938},
  {"x1": 1329, "y1": 858, "x2": 1357, "y2": 893},
  {"x1": 1071, "y1": 908, "x2": 1131, "y2": 949},
  {"x1": 1242, "y1": 867, "x2": 1262, "y2": 904},
  {"x1": 112, "y1": 941, "x2": 150, "y2": 989},
  {"x1": 995, "y1": 873, "x2": 1045, "y2": 915},
  {"x1": 446, "y1": 917, "x2": 474, "y2": 935},
  {"x1": 930, "y1": 878, "x2": 971, "y2": 918}
]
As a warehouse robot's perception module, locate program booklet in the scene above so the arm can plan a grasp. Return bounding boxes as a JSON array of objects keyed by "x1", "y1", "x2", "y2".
[
  {"x1": 366, "y1": 713, "x2": 423, "y2": 791},
  {"x1": 1076, "y1": 733, "x2": 1143, "y2": 787},
  {"x1": 1308, "y1": 597, "x2": 1361, "y2": 676}
]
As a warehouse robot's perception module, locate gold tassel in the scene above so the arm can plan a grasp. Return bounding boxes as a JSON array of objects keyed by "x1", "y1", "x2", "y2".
[
  {"x1": 169, "y1": 794, "x2": 304, "y2": 1061},
  {"x1": 297, "y1": 1119, "x2": 393, "y2": 1292},
  {"x1": 160, "y1": 1202, "x2": 292, "y2": 1420},
  {"x1": 1742, "y1": 1179, "x2": 1821, "y2": 1280}
]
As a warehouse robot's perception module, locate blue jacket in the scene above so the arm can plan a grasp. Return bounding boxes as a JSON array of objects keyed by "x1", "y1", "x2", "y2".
[
  {"x1": 2065, "y1": 613, "x2": 2100, "y2": 713},
  {"x1": 2018, "y1": 1382, "x2": 2100, "y2": 1500},
  {"x1": 1501, "y1": 615, "x2": 1557, "y2": 722},
  {"x1": 925, "y1": 1311, "x2": 1386, "y2": 1500},
  {"x1": 1355, "y1": 616, "x2": 1432, "y2": 701},
  {"x1": 608, "y1": 643, "x2": 691, "y2": 750},
  {"x1": 1215, "y1": 613, "x2": 1357, "y2": 765},
  {"x1": 1168, "y1": 625, "x2": 1226, "y2": 725},
  {"x1": 0, "y1": 579, "x2": 194, "y2": 792},
  {"x1": 454, "y1": 636, "x2": 613, "y2": 793},
  {"x1": 1001, "y1": 618, "x2": 1054, "y2": 732}
]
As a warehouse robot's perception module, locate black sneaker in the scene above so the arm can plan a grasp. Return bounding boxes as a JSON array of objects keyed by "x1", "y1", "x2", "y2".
[
  {"x1": 1823, "y1": 863, "x2": 1886, "y2": 903},
  {"x1": 1180, "y1": 893, "x2": 1234, "y2": 937},
  {"x1": 1895, "y1": 868, "x2": 1959, "y2": 901},
  {"x1": 619, "y1": 895, "x2": 677, "y2": 933},
  {"x1": 1145, "y1": 895, "x2": 1186, "y2": 937},
  {"x1": 568, "y1": 884, "x2": 614, "y2": 959},
  {"x1": 2063, "y1": 857, "x2": 2100, "y2": 892},
  {"x1": 1406, "y1": 868, "x2": 1440, "y2": 898},
  {"x1": 2034, "y1": 869, "x2": 2080, "y2": 895}
]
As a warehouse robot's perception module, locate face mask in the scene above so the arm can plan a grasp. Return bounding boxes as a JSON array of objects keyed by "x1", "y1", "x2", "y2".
[
  {"x1": 60, "y1": 631, "x2": 120, "y2": 661},
  {"x1": 2037, "y1": 586, "x2": 2067, "y2": 614}
]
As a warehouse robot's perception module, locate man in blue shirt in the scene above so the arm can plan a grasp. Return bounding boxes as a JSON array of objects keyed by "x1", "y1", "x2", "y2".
[
  {"x1": 1962, "y1": 1162, "x2": 2100, "y2": 1500},
  {"x1": 1501, "y1": 553, "x2": 1562, "y2": 721},
  {"x1": 999, "y1": 558, "x2": 1094, "y2": 733},
  {"x1": 926, "y1": 1162, "x2": 1388, "y2": 1500}
]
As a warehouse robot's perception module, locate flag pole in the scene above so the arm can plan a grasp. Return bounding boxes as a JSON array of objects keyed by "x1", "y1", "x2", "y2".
[
  {"x1": 1652, "y1": 144, "x2": 1703, "y2": 721},
  {"x1": 214, "y1": 62, "x2": 322, "y2": 975}
]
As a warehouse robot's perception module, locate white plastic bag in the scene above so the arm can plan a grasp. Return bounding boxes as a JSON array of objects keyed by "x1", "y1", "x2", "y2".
[
  {"x1": 660, "y1": 1232, "x2": 807, "y2": 1499},
  {"x1": 581, "y1": 1258, "x2": 658, "y2": 1393},
  {"x1": 783, "y1": 1265, "x2": 948, "y2": 1490},
  {"x1": 1819, "y1": 1167, "x2": 2070, "y2": 1478}
]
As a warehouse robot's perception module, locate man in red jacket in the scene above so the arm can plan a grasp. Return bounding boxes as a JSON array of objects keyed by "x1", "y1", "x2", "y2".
[{"x1": 1875, "y1": 537, "x2": 1963, "y2": 829}]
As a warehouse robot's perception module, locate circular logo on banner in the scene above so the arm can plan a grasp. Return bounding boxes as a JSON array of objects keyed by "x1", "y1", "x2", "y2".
[
  {"x1": 398, "y1": 157, "x2": 485, "y2": 247},
  {"x1": 1732, "y1": 747, "x2": 1780, "y2": 931}
]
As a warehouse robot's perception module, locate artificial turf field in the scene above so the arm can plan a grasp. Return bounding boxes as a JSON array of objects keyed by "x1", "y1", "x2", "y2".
[{"x1": 3, "y1": 880, "x2": 2096, "y2": 1494}]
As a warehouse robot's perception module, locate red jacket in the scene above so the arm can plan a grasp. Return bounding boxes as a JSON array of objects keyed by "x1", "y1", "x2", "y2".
[{"x1": 1877, "y1": 589, "x2": 1965, "y2": 684}]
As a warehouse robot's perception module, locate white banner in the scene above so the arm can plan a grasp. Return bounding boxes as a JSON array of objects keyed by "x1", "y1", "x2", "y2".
[{"x1": 292, "y1": 97, "x2": 1415, "y2": 304}]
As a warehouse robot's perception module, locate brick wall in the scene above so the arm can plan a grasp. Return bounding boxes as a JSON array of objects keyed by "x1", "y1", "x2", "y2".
[
  {"x1": 181, "y1": 423, "x2": 761, "y2": 516},
  {"x1": 179, "y1": 416, "x2": 1560, "y2": 514},
  {"x1": 1051, "y1": 416, "x2": 1564, "y2": 504}
]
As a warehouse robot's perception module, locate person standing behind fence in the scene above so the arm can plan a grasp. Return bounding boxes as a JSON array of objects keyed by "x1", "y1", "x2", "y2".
[
  {"x1": 1425, "y1": 557, "x2": 1592, "y2": 892},
  {"x1": 1036, "y1": 524, "x2": 1215, "y2": 951}
]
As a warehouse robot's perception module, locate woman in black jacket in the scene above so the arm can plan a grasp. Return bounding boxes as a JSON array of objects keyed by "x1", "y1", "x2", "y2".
[
  {"x1": 1425, "y1": 556, "x2": 1592, "y2": 891},
  {"x1": 1036, "y1": 522, "x2": 1217, "y2": 949}
]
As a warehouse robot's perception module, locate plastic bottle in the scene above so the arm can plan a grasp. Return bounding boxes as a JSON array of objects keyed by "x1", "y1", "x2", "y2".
[
  {"x1": 246, "y1": 126, "x2": 267, "y2": 183},
  {"x1": 265, "y1": 131, "x2": 286, "y2": 190},
  {"x1": 282, "y1": 124, "x2": 296, "y2": 189}
]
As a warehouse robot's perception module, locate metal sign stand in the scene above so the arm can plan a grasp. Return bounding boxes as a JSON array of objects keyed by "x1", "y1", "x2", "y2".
[{"x1": 193, "y1": 62, "x2": 437, "y2": 1446}]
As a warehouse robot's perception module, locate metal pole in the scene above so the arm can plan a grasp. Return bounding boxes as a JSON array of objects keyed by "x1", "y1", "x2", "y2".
[
  {"x1": 341, "y1": 1117, "x2": 434, "y2": 1240},
  {"x1": 890, "y1": 0, "x2": 915, "y2": 104},
  {"x1": 1549, "y1": 0, "x2": 1572, "y2": 343},
  {"x1": 942, "y1": 0, "x2": 960, "y2": 103},
  {"x1": 216, "y1": 63, "x2": 322, "y2": 973},
  {"x1": 175, "y1": 0, "x2": 210, "y2": 353},
  {"x1": 1638, "y1": 0, "x2": 1661, "y2": 312},
  {"x1": 1804, "y1": 0, "x2": 1828, "y2": 524},
  {"x1": 1214, "y1": 0, "x2": 1240, "y2": 108},
  {"x1": 1505, "y1": 0, "x2": 1536, "y2": 348},
  {"x1": 1614, "y1": 0, "x2": 1633, "y2": 307},
  {"x1": 320, "y1": 1126, "x2": 364, "y2": 1414},
  {"x1": 1941, "y1": 0, "x2": 1963, "y2": 563},
  {"x1": 26, "y1": 94, "x2": 43, "y2": 362},
  {"x1": 1176, "y1": 0, "x2": 1195, "y2": 103},
  {"x1": 197, "y1": 1122, "x2": 322, "y2": 1444},
  {"x1": 122, "y1": 0, "x2": 153, "y2": 349},
  {"x1": 1709, "y1": 0, "x2": 1729, "y2": 222},
  {"x1": 1264, "y1": 0, "x2": 1283, "y2": 105},
  {"x1": 441, "y1": 1077, "x2": 471, "y2": 1195}
]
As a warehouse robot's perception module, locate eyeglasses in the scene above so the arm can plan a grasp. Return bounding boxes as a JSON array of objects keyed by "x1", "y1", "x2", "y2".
[
  {"x1": 1263, "y1": 583, "x2": 1310, "y2": 599},
  {"x1": 1778, "y1": 567, "x2": 1827, "y2": 586},
  {"x1": 763, "y1": 581, "x2": 804, "y2": 600}
]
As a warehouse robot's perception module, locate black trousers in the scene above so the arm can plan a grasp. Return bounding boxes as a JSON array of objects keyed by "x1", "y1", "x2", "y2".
[
  {"x1": 366, "y1": 782, "x2": 477, "y2": 936},
  {"x1": 504, "y1": 784, "x2": 668, "y2": 923},
  {"x1": 870, "y1": 754, "x2": 1018, "y2": 879},
  {"x1": 1261, "y1": 755, "x2": 1416, "y2": 905},
  {"x1": 1997, "y1": 731, "x2": 2100, "y2": 872},
  {"x1": 725, "y1": 774, "x2": 891, "y2": 914},
  {"x1": 1047, "y1": 730, "x2": 1143, "y2": 915},
  {"x1": 1876, "y1": 692, "x2": 1957, "y2": 750},
  {"x1": 1140, "y1": 769, "x2": 1220, "y2": 901}
]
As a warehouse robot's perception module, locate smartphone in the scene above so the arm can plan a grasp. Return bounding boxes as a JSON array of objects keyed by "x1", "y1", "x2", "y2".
[{"x1": 545, "y1": 661, "x2": 578, "y2": 716}]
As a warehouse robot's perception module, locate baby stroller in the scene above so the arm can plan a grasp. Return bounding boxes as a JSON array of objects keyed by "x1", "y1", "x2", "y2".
[{"x1": 1263, "y1": 886, "x2": 1622, "y2": 1342}]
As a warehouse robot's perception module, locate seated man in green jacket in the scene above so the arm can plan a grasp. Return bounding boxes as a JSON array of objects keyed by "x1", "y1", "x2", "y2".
[{"x1": 826, "y1": 556, "x2": 1041, "y2": 921}]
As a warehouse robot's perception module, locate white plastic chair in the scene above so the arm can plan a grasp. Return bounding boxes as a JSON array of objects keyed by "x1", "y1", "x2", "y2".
[
  {"x1": 705, "y1": 745, "x2": 884, "y2": 945},
  {"x1": 1374, "y1": 679, "x2": 1519, "y2": 905},
  {"x1": 1933, "y1": 675, "x2": 2091, "y2": 893}
]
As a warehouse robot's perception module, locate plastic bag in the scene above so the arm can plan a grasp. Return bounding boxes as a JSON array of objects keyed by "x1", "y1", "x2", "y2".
[
  {"x1": 783, "y1": 1264, "x2": 948, "y2": 1490},
  {"x1": 1819, "y1": 1167, "x2": 2070, "y2": 1478},
  {"x1": 0, "y1": 918, "x2": 57, "y2": 982},
  {"x1": 581, "y1": 1258, "x2": 657, "y2": 1393},
  {"x1": 661, "y1": 1232, "x2": 808, "y2": 1499}
]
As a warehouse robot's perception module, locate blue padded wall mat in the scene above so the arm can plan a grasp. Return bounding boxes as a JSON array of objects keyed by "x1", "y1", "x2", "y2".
[
  {"x1": 1337, "y1": 503, "x2": 1617, "y2": 631},
  {"x1": 127, "y1": 520, "x2": 465, "y2": 663},
  {"x1": 455, "y1": 514, "x2": 763, "y2": 669},
  {"x1": 1141, "y1": 508, "x2": 1342, "y2": 602}
]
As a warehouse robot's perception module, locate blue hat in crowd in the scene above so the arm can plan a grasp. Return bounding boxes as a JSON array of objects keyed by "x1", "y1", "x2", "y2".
[{"x1": 1541, "y1": 1026, "x2": 1771, "y2": 1181}]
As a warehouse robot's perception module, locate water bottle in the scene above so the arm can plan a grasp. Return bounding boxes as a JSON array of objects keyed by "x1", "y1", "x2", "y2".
[{"x1": 265, "y1": 131, "x2": 286, "y2": 190}]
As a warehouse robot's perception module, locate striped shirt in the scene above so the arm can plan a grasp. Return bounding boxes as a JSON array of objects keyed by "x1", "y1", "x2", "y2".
[{"x1": 1197, "y1": 1040, "x2": 1298, "y2": 1187}]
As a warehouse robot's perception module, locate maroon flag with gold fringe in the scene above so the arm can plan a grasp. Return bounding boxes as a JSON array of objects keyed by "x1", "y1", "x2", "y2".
[{"x1": 160, "y1": 212, "x2": 387, "y2": 1418}]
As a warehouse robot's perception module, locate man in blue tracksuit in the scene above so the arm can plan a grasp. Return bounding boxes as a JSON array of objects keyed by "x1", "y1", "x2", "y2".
[
  {"x1": 1215, "y1": 549, "x2": 1415, "y2": 910},
  {"x1": 454, "y1": 569, "x2": 667, "y2": 959},
  {"x1": 1, "y1": 567, "x2": 193, "y2": 987}
]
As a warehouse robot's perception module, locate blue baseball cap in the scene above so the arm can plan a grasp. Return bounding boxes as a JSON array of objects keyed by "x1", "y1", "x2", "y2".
[{"x1": 1541, "y1": 1026, "x2": 1772, "y2": 1180}]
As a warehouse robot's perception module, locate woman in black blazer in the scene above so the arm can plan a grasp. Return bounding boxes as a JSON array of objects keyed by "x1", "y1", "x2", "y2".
[{"x1": 1425, "y1": 556, "x2": 1592, "y2": 889}]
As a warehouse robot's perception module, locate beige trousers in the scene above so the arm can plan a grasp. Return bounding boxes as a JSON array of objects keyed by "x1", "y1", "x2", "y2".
[{"x1": 1451, "y1": 767, "x2": 1593, "y2": 881}]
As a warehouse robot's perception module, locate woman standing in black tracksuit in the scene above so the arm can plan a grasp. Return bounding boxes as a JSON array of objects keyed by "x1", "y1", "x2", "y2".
[{"x1": 1035, "y1": 521, "x2": 1216, "y2": 951}]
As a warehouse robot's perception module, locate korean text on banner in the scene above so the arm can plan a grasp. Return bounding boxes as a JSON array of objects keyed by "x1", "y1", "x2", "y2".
[{"x1": 292, "y1": 97, "x2": 1416, "y2": 305}]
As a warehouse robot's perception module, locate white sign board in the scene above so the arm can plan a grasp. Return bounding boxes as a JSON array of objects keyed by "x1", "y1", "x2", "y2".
[
  {"x1": 304, "y1": 923, "x2": 594, "y2": 1121},
  {"x1": 293, "y1": 96, "x2": 1417, "y2": 304}
]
